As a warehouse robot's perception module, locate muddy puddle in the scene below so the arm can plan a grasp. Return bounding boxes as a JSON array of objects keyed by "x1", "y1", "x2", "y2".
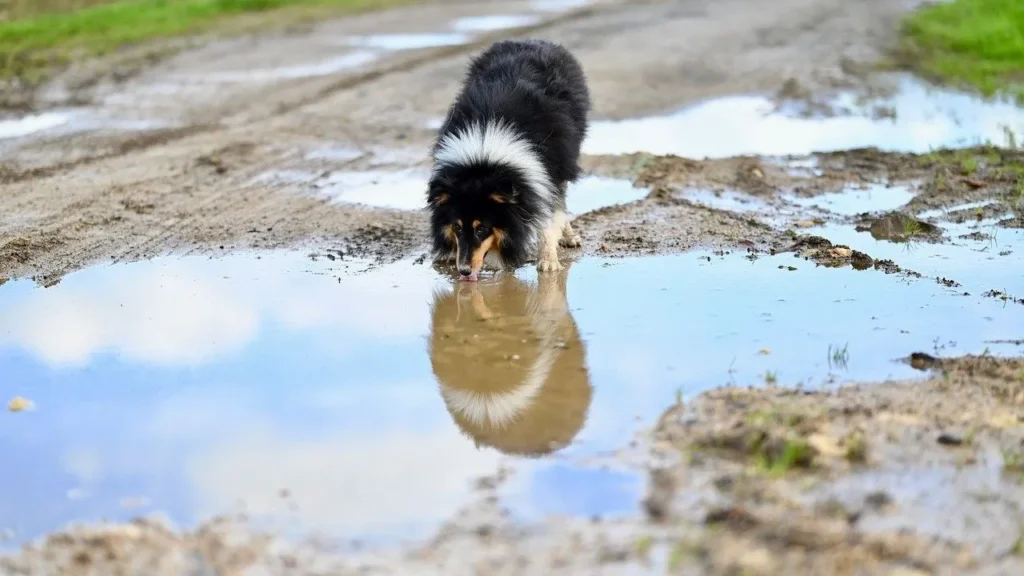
[
  {"x1": 1, "y1": 240, "x2": 1021, "y2": 547},
  {"x1": 0, "y1": 109, "x2": 174, "y2": 145},
  {"x1": 583, "y1": 74, "x2": 1024, "y2": 158}
]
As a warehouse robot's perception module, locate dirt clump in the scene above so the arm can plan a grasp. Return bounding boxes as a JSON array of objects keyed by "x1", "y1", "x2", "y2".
[
  {"x1": 646, "y1": 354, "x2": 1024, "y2": 574},
  {"x1": 857, "y1": 211, "x2": 942, "y2": 243},
  {"x1": 770, "y1": 233, "x2": 904, "y2": 274},
  {"x1": 573, "y1": 188, "x2": 775, "y2": 259}
]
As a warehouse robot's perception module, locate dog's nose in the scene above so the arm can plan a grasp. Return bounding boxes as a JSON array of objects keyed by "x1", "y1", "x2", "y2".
[
  {"x1": 458, "y1": 267, "x2": 478, "y2": 282},
  {"x1": 458, "y1": 266, "x2": 472, "y2": 276}
]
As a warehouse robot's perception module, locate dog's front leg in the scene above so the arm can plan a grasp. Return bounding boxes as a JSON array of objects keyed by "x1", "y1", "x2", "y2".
[{"x1": 536, "y1": 211, "x2": 565, "y2": 273}]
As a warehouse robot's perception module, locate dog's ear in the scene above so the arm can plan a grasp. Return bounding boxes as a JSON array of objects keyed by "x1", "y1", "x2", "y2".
[
  {"x1": 488, "y1": 189, "x2": 517, "y2": 204},
  {"x1": 427, "y1": 179, "x2": 451, "y2": 207}
]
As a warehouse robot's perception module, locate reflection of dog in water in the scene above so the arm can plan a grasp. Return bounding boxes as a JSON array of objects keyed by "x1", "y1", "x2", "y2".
[{"x1": 428, "y1": 265, "x2": 592, "y2": 457}]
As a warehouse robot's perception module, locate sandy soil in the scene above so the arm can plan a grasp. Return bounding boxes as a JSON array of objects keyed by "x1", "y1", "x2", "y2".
[{"x1": 3, "y1": 0, "x2": 1024, "y2": 573}]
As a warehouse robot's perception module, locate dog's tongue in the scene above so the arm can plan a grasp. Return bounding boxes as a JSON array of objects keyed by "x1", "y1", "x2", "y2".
[{"x1": 459, "y1": 273, "x2": 478, "y2": 282}]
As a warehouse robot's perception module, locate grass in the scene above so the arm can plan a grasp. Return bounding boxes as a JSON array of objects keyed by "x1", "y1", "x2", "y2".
[
  {"x1": 754, "y1": 437, "x2": 814, "y2": 476},
  {"x1": 900, "y1": 0, "x2": 1024, "y2": 103},
  {"x1": 843, "y1": 432, "x2": 867, "y2": 464},
  {"x1": 0, "y1": 0, "x2": 401, "y2": 85},
  {"x1": 828, "y1": 342, "x2": 849, "y2": 370},
  {"x1": 901, "y1": 216, "x2": 924, "y2": 238}
]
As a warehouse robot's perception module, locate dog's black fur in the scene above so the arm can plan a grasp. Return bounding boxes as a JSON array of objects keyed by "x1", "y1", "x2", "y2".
[{"x1": 427, "y1": 39, "x2": 591, "y2": 279}]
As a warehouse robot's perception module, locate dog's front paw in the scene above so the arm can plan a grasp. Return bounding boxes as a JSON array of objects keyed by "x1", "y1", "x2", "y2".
[
  {"x1": 559, "y1": 233, "x2": 582, "y2": 248},
  {"x1": 537, "y1": 258, "x2": 563, "y2": 273}
]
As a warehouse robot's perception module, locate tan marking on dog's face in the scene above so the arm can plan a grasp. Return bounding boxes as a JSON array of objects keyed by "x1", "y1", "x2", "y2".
[
  {"x1": 470, "y1": 233, "x2": 496, "y2": 274},
  {"x1": 492, "y1": 227, "x2": 505, "y2": 247},
  {"x1": 472, "y1": 219, "x2": 481, "y2": 230},
  {"x1": 432, "y1": 193, "x2": 450, "y2": 206},
  {"x1": 489, "y1": 193, "x2": 508, "y2": 204},
  {"x1": 443, "y1": 224, "x2": 459, "y2": 262}
]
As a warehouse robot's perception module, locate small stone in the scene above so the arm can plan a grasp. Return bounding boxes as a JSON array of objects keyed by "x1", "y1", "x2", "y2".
[{"x1": 8, "y1": 397, "x2": 32, "y2": 412}]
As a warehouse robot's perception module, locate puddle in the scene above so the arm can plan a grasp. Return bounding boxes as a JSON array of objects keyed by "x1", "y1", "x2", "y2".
[
  {"x1": 787, "y1": 184, "x2": 918, "y2": 216},
  {"x1": 343, "y1": 33, "x2": 470, "y2": 51},
  {"x1": 449, "y1": 15, "x2": 541, "y2": 32},
  {"x1": 917, "y1": 199, "x2": 1002, "y2": 221},
  {"x1": 583, "y1": 74, "x2": 1024, "y2": 158},
  {"x1": 0, "y1": 113, "x2": 71, "y2": 140},
  {"x1": 808, "y1": 221, "x2": 1024, "y2": 296},
  {"x1": 680, "y1": 188, "x2": 773, "y2": 215},
  {"x1": 674, "y1": 183, "x2": 915, "y2": 225},
  {"x1": 315, "y1": 169, "x2": 428, "y2": 209},
  {"x1": 1, "y1": 246, "x2": 1021, "y2": 544},
  {"x1": 0, "y1": 109, "x2": 177, "y2": 145},
  {"x1": 530, "y1": 0, "x2": 591, "y2": 11},
  {"x1": 305, "y1": 146, "x2": 365, "y2": 162},
  {"x1": 314, "y1": 172, "x2": 648, "y2": 215},
  {"x1": 196, "y1": 51, "x2": 378, "y2": 83}
]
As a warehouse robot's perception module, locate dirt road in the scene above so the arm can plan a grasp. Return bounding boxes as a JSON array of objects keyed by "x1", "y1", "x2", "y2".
[
  {"x1": 3, "y1": 0, "x2": 1024, "y2": 574},
  {"x1": 0, "y1": 0, "x2": 923, "y2": 284}
]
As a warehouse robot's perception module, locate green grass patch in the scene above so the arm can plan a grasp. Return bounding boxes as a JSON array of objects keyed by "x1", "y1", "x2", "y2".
[
  {"x1": 0, "y1": 0, "x2": 401, "y2": 85},
  {"x1": 754, "y1": 437, "x2": 815, "y2": 476},
  {"x1": 900, "y1": 0, "x2": 1024, "y2": 103}
]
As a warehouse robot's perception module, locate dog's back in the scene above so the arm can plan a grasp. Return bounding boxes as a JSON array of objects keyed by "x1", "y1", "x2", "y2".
[{"x1": 438, "y1": 39, "x2": 591, "y2": 188}]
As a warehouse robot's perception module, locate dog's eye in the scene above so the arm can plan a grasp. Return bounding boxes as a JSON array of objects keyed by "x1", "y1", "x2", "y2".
[
  {"x1": 453, "y1": 222, "x2": 462, "y2": 232},
  {"x1": 475, "y1": 225, "x2": 490, "y2": 238}
]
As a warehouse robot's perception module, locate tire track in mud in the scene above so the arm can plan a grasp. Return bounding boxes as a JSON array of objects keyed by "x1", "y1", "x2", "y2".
[{"x1": 0, "y1": 125, "x2": 215, "y2": 185}]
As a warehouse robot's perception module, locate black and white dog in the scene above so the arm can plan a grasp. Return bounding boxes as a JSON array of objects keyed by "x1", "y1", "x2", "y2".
[{"x1": 426, "y1": 39, "x2": 591, "y2": 281}]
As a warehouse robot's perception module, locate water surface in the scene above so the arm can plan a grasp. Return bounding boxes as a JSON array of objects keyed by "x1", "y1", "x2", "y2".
[
  {"x1": 583, "y1": 75, "x2": 1024, "y2": 158},
  {"x1": 1, "y1": 245, "x2": 1020, "y2": 545}
]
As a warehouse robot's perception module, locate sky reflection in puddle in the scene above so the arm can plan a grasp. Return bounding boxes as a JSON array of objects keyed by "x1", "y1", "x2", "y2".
[
  {"x1": 583, "y1": 75, "x2": 1024, "y2": 158},
  {"x1": 0, "y1": 113, "x2": 72, "y2": 140},
  {"x1": 1, "y1": 247, "x2": 1021, "y2": 545},
  {"x1": 315, "y1": 173, "x2": 648, "y2": 215},
  {"x1": 343, "y1": 33, "x2": 470, "y2": 51}
]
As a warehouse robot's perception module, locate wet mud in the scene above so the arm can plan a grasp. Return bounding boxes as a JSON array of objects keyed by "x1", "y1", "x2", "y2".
[{"x1": 2, "y1": 0, "x2": 1024, "y2": 572}]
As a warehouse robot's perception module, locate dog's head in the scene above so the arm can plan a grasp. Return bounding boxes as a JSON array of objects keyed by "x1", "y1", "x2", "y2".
[{"x1": 427, "y1": 169, "x2": 535, "y2": 281}]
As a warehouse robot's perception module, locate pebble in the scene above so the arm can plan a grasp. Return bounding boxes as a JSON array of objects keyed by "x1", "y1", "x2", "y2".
[{"x1": 8, "y1": 397, "x2": 32, "y2": 412}]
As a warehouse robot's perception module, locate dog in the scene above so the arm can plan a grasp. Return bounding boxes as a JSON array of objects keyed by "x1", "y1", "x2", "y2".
[
  {"x1": 426, "y1": 39, "x2": 591, "y2": 281},
  {"x1": 427, "y1": 264, "x2": 592, "y2": 456}
]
